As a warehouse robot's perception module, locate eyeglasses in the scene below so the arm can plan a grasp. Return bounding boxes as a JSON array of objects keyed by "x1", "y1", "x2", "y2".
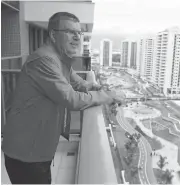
[{"x1": 53, "y1": 29, "x2": 84, "y2": 37}]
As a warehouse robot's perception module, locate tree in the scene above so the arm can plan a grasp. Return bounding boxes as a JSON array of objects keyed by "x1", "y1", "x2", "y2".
[
  {"x1": 157, "y1": 155, "x2": 168, "y2": 170},
  {"x1": 130, "y1": 166, "x2": 139, "y2": 177},
  {"x1": 129, "y1": 166, "x2": 139, "y2": 184},
  {"x1": 124, "y1": 138, "x2": 139, "y2": 167},
  {"x1": 123, "y1": 140, "x2": 135, "y2": 166},
  {"x1": 125, "y1": 137, "x2": 138, "y2": 151},
  {"x1": 162, "y1": 169, "x2": 173, "y2": 184},
  {"x1": 125, "y1": 140, "x2": 132, "y2": 151},
  {"x1": 123, "y1": 152, "x2": 133, "y2": 166}
]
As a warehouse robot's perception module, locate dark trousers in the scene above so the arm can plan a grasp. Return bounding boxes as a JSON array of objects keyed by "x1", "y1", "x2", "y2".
[{"x1": 4, "y1": 154, "x2": 52, "y2": 184}]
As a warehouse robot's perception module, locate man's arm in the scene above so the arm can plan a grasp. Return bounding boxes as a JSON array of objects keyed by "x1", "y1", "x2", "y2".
[
  {"x1": 26, "y1": 56, "x2": 113, "y2": 111},
  {"x1": 70, "y1": 68, "x2": 101, "y2": 92},
  {"x1": 70, "y1": 68, "x2": 91, "y2": 92}
]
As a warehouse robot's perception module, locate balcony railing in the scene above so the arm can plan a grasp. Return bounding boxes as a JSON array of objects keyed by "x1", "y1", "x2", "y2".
[{"x1": 76, "y1": 71, "x2": 118, "y2": 183}]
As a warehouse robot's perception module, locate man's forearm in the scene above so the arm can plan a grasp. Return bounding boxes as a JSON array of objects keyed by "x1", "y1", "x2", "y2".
[
  {"x1": 70, "y1": 68, "x2": 93, "y2": 91},
  {"x1": 26, "y1": 57, "x2": 112, "y2": 111}
]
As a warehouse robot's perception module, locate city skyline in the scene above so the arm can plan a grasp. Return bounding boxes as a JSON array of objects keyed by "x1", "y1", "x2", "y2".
[
  {"x1": 91, "y1": 26, "x2": 180, "y2": 50},
  {"x1": 94, "y1": 27, "x2": 180, "y2": 96}
]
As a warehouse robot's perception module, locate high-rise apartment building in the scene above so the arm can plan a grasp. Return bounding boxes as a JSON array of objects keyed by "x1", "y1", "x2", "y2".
[
  {"x1": 121, "y1": 41, "x2": 129, "y2": 67},
  {"x1": 100, "y1": 39, "x2": 112, "y2": 66},
  {"x1": 130, "y1": 42, "x2": 137, "y2": 68},
  {"x1": 152, "y1": 27, "x2": 180, "y2": 95},
  {"x1": 137, "y1": 36, "x2": 155, "y2": 81},
  {"x1": 171, "y1": 34, "x2": 180, "y2": 93},
  {"x1": 121, "y1": 40, "x2": 137, "y2": 68}
]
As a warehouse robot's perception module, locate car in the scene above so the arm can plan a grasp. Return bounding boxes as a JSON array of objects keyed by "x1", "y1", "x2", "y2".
[
  {"x1": 125, "y1": 132, "x2": 133, "y2": 140},
  {"x1": 133, "y1": 133, "x2": 141, "y2": 140}
]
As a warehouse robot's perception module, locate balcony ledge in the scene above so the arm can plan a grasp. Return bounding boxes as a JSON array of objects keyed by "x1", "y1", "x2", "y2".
[{"x1": 76, "y1": 71, "x2": 118, "y2": 183}]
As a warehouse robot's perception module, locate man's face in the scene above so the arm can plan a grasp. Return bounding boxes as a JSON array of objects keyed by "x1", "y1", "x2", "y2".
[{"x1": 52, "y1": 19, "x2": 82, "y2": 58}]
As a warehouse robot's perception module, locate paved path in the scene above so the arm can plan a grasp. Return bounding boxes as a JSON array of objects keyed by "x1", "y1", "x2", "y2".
[{"x1": 116, "y1": 107, "x2": 157, "y2": 184}]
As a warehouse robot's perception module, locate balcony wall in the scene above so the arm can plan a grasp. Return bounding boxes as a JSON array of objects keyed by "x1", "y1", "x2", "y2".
[{"x1": 76, "y1": 71, "x2": 118, "y2": 183}]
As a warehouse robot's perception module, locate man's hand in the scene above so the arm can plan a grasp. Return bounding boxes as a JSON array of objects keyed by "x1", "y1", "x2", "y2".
[
  {"x1": 91, "y1": 83, "x2": 102, "y2": 91},
  {"x1": 76, "y1": 83, "x2": 102, "y2": 93},
  {"x1": 85, "y1": 83, "x2": 102, "y2": 91},
  {"x1": 89, "y1": 83, "x2": 112, "y2": 91},
  {"x1": 105, "y1": 90, "x2": 124, "y2": 106}
]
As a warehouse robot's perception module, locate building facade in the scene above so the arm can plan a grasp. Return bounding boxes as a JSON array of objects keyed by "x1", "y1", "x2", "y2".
[
  {"x1": 152, "y1": 27, "x2": 180, "y2": 95},
  {"x1": 121, "y1": 41, "x2": 129, "y2": 67},
  {"x1": 100, "y1": 39, "x2": 112, "y2": 66},
  {"x1": 137, "y1": 36, "x2": 155, "y2": 81},
  {"x1": 130, "y1": 42, "x2": 137, "y2": 68},
  {"x1": 121, "y1": 40, "x2": 137, "y2": 68}
]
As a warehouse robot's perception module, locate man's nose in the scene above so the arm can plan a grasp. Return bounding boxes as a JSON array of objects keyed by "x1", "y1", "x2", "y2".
[{"x1": 73, "y1": 33, "x2": 80, "y2": 40}]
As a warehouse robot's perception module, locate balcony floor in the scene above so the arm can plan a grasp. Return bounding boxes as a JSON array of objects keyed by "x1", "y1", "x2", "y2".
[{"x1": 1, "y1": 136, "x2": 79, "y2": 184}]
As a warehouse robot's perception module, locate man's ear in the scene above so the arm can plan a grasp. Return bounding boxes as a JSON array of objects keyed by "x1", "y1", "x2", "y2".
[{"x1": 49, "y1": 30, "x2": 56, "y2": 43}]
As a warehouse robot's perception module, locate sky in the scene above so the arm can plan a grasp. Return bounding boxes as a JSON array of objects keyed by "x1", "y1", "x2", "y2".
[{"x1": 92, "y1": 0, "x2": 180, "y2": 35}]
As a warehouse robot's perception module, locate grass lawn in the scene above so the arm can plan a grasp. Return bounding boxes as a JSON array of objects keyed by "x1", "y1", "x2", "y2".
[
  {"x1": 142, "y1": 120, "x2": 151, "y2": 129},
  {"x1": 172, "y1": 113, "x2": 180, "y2": 120},
  {"x1": 113, "y1": 127, "x2": 129, "y2": 169},
  {"x1": 127, "y1": 118, "x2": 137, "y2": 128},
  {"x1": 140, "y1": 87, "x2": 150, "y2": 95},
  {"x1": 127, "y1": 118, "x2": 163, "y2": 150},
  {"x1": 168, "y1": 115, "x2": 180, "y2": 130},
  {"x1": 152, "y1": 127, "x2": 180, "y2": 146},
  {"x1": 111, "y1": 148, "x2": 123, "y2": 183},
  {"x1": 152, "y1": 127, "x2": 180, "y2": 165},
  {"x1": 107, "y1": 131, "x2": 123, "y2": 183},
  {"x1": 145, "y1": 100, "x2": 180, "y2": 134},
  {"x1": 145, "y1": 101, "x2": 168, "y2": 116},
  {"x1": 147, "y1": 86, "x2": 159, "y2": 94},
  {"x1": 153, "y1": 168, "x2": 164, "y2": 184},
  {"x1": 153, "y1": 117, "x2": 180, "y2": 135},
  {"x1": 167, "y1": 101, "x2": 180, "y2": 120},
  {"x1": 103, "y1": 106, "x2": 124, "y2": 183},
  {"x1": 146, "y1": 136, "x2": 163, "y2": 150},
  {"x1": 133, "y1": 107, "x2": 154, "y2": 114},
  {"x1": 168, "y1": 101, "x2": 180, "y2": 111}
]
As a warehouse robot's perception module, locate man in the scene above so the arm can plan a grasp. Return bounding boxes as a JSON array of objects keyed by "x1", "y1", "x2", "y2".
[{"x1": 2, "y1": 12, "x2": 120, "y2": 184}]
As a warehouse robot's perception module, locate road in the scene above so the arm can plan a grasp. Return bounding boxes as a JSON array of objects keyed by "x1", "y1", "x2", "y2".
[{"x1": 116, "y1": 107, "x2": 157, "y2": 184}]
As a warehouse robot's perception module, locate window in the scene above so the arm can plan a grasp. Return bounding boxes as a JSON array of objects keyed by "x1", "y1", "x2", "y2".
[{"x1": 29, "y1": 25, "x2": 48, "y2": 54}]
